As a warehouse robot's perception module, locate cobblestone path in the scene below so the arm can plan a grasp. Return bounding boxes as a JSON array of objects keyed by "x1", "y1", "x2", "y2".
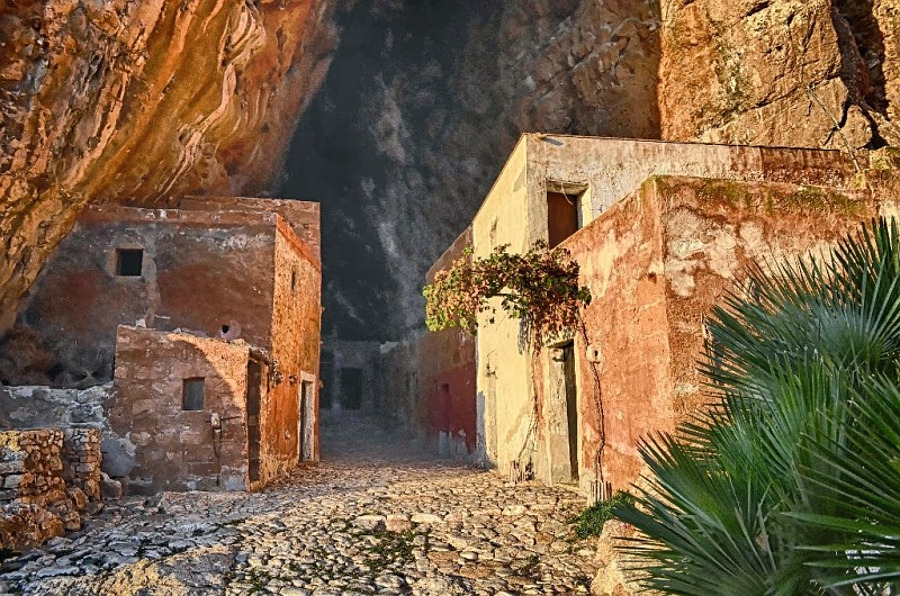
[{"x1": 0, "y1": 414, "x2": 597, "y2": 595}]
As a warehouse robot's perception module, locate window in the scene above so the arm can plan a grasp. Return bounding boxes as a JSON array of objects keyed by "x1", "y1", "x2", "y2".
[
  {"x1": 116, "y1": 249, "x2": 143, "y2": 277},
  {"x1": 291, "y1": 269, "x2": 297, "y2": 291},
  {"x1": 547, "y1": 192, "x2": 580, "y2": 248},
  {"x1": 182, "y1": 378, "x2": 205, "y2": 411}
]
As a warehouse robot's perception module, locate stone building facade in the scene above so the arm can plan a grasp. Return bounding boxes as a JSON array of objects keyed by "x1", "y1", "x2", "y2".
[
  {"x1": 416, "y1": 134, "x2": 900, "y2": 502},
  {"x1": 1, "y1": 197, "x2": 322, "y2": 495}
]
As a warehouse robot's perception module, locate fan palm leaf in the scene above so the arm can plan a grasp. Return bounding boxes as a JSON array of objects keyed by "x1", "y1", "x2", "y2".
[{"x1": 615, "y1": 218, "x2": 900, "y2": 594}]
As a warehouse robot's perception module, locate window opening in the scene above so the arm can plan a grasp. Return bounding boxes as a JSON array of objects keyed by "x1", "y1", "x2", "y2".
[
  {"x1": 116, "y1": 249, "x2": 143, "y2": 277},
  {"x1": 547, "y1": 192, "x2": 580, "y2": 248},
  {"x1": 182, "y1": 378, "x2": 205, "y2": 411}
]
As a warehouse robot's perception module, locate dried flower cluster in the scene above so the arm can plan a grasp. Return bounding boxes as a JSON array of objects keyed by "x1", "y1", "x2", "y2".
[{"x1": 423, "y1": 241, "x2": 591, "y2": 347}]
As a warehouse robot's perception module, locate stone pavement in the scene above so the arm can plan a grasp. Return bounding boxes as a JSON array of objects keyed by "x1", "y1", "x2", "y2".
[{"x1": 0, "y1": 413, "x2": 598, "y2": 595}]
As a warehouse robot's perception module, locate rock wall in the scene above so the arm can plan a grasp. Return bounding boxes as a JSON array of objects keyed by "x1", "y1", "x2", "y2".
[
  {"x1": 0, "y1": 0, "x2": 336, "y2": 331},
  {"x1": 281, "y1": 0, "x2": 661, "y2": 340},
  {"x1": 4, "y1": 0, "x2": 900, "y2": 348},
  {"x1": 0, "y1": 428, "x2": 102, "y2": 551},
  {"x1": 659, "y1": 0, "x2": 900, "y2": 149},
  {"x1": 284, "y1": 0, "x2": 900, "y2": 343}
]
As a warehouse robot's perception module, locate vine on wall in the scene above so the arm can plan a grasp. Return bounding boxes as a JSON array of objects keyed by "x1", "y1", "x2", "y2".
[{"x1": 423, "y1": 241, "x2": 592, "y2": 349}]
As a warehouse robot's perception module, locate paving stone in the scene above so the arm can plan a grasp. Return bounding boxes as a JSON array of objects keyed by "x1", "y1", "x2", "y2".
[{"x1": 1, "y1": 414, "x2": 596, "y2": 595}]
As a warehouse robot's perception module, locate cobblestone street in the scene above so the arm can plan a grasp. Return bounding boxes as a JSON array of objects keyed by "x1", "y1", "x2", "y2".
[{"x1": 0, "y1": 414, "x2": 598, "y2": 595}]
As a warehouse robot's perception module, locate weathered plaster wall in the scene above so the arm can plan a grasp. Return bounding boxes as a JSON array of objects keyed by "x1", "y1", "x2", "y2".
[
  {"x1": 259, "y1": 222, "x2": 322, "y2": 483},
  {"x1": 580, "y1": 176, "x2": 890, "y2": 596},
  {"x1": 474, "y1": 136, "x2": 861, "y2": 478},
  {"x1": 553, "y1": 190, "x2": 673, "y2": 495},
  {"x1": 654, "y1": 176, "x2": 882, "y2": 422},
  {"x1": 472, "y1": 138, "x2": 536, "y2": 470},
  {"x1": 3, "y1": 206, "x2": 280, "y2": 386},
  {"x1": 0, "y1": 0, "x2": 336, "y2": 332},
  {"x1": 415, "y1": 227, "x2": 477, "y2": 457},
  {"x1": 110, "y1": 327, "x2": 251, "y2": 494}
]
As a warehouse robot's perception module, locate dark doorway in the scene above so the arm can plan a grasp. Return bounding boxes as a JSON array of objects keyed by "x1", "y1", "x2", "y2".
[
  {"x1": 341, "y1": 368, "x2": 363, "y2": 410},
  {"x1": 548, "y1": 342, "x2": 579, "y2": 484},
  {"x1": 320, "y1": 352, "x2": 334, "y2": 410},
  {"x1": 563, "y1": 343, "x2": 579, "y2": 482},
  {"x1": 247, "y1": 360, "x2": 263, "y2": 484}
]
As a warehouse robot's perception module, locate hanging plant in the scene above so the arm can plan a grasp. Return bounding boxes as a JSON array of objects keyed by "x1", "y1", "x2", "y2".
[{"x1": 423, "y1": 240, "x2": 592, "y2": 347}]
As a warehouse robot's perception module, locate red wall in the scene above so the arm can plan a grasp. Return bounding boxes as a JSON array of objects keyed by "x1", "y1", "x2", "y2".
[
  {"x1": 426, "y1": 362, "x2": 477, "y2": 451},
  {"x1": 415, "y1": 226, "x2": 478, "y2": 455}
]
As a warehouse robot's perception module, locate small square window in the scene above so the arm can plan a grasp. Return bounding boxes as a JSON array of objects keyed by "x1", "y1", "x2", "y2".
[
  {"x1": 116, "y1": 249, "x2": 143, "y2": 277},
  {"x1": 182, "y1": 378, "x2": 205, "y2": 411}
]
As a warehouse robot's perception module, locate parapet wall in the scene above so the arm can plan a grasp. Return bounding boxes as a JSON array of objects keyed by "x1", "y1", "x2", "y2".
[{"x1": 0, "y1": 428, "x2": 102, "y2": 551}]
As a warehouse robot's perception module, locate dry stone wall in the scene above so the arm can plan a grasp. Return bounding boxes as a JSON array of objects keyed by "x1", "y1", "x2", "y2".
[{"x1": 0, "y1": 428, "x2": 101, "y2": 551}]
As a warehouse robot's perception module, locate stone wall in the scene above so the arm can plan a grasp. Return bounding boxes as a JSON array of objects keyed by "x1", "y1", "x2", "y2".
[
  {"x1": 0, "y1": 428, "x2": 102, "y2": 551},
  {"x1": 0, "y1": 384, "x2": 109, "y2": 429},
  {"x1": 321, "y1": 339, "x2": 384, "y2": 413},
  {"x1": 109, "y1": 326, "x2": 253, "y2": 494},
  {"x1": 61, "y1": 428, "x2": 101, "y2": 503},
  {"x1": 179, "y1": 197, "x2": 322, "y2": 262},
  {"x1": 258, "y1": 220, "x2": 322, "y2": 483},
  {"x1": 1, "y1": 204, "x2": 282, "y2": 387}
]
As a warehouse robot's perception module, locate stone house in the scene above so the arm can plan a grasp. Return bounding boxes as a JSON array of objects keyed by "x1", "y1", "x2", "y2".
[
  {"x1": 1, "y1": 196, "x2": 322, "y2": 494},
  {"x1": 418, "y1": 134, "x2": 900, "y2": 499}
]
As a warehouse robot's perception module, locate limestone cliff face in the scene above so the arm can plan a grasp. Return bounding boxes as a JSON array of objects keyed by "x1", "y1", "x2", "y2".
[
  {"x1": 0, "y1": 0, "x2": 336, "y2": 329},
  {"x1": 282, "y1": 0, "x2": 661, "y2": 340},
  {"x1": 660, "y1": 0, "x2": 900, "y2": 149}
]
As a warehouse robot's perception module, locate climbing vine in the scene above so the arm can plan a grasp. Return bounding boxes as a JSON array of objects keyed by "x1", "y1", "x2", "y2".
[{"x1": 423, "y1": 241, "x2": 591, "y2": 348}]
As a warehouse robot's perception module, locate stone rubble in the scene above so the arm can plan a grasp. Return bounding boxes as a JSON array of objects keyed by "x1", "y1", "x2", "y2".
[{"x1": 0, "y1": 415, "x2": 599, "y2": 595}]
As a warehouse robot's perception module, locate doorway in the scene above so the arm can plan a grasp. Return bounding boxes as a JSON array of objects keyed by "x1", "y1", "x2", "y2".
[
  {"x1": 341, "y1": 368, "x2": 363, "y2": 410},
  {"x1": 298, "y1": 378, "x2": 316, "y2": 462},
  {"x1": 547, "y1": 342, "x2": 579, "y2": 484},
  {"x1": 247, "y1": 359, "x2": 263, "y2": 484}
]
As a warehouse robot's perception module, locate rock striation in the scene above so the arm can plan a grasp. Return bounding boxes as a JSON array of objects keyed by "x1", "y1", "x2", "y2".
[{"x1": 0, "y1": 0, "x2": 336, "y2": 331}]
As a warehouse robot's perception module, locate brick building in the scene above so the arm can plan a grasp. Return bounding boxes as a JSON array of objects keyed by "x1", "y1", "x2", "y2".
[{"x1": 4, "y1": 197, "x2": 322, "y2": 493}]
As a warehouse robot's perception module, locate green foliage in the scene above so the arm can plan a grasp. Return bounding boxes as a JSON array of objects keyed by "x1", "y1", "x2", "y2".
[
  {"x1": 568, "y1": 491, "x2": 635, "y2": 540},
  {"x1": 364, "y1": 529, "x2": 420, "y2": 573},
  {"x1": 422, "y1": 241, "x2": 592, "y2": 347},
  {"x1": 614, "y1": 218, "x2": 900, "y2": 594}
]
